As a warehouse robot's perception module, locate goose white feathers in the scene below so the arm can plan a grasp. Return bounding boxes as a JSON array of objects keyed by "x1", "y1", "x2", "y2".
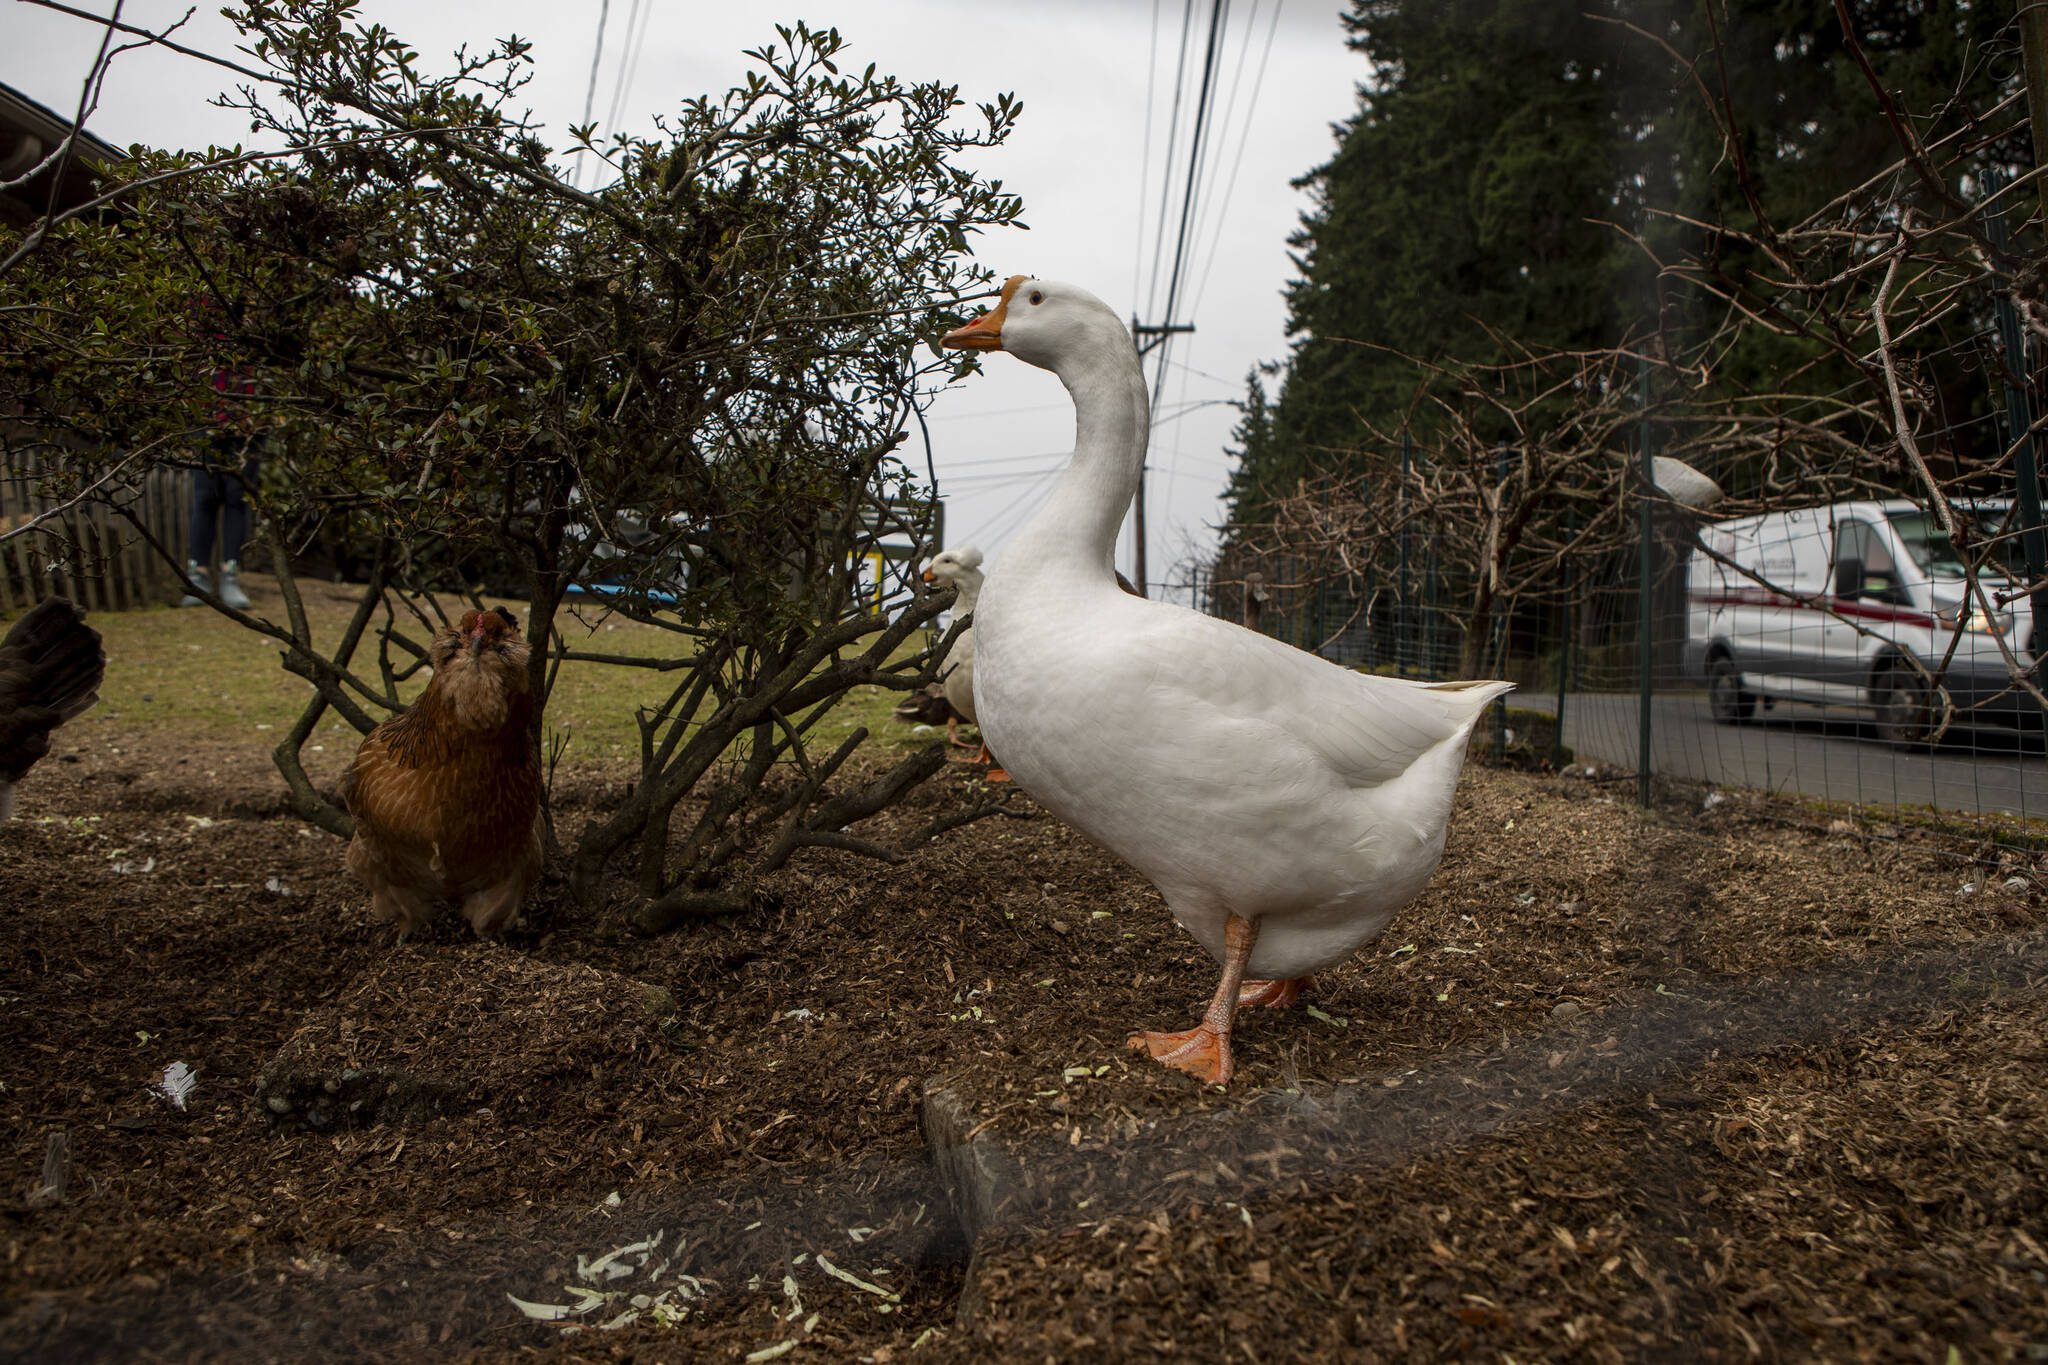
[
  {"x1": 941, "y1": 275, "x2": 1512, "y2": 1085},
  {"x1": 921, "y1": 545, "x2": 985, "y2": 731},
  {"x1": 922, "y1": 545, "x2": 1010, "y2": 779}
]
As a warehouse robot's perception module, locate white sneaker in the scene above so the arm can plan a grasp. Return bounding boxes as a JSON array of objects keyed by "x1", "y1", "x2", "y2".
[
  {"x1": 177, "y1": 561, "x2": 210, "y2": 607},
  {"x1": 218, "y1": 561, "x2": 252, "y2": 611}
]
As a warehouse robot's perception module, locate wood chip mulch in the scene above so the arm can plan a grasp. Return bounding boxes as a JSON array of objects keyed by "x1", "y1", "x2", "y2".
[{"x1": 2, "y1": 724, "x2": 2044, "y2": 1361}]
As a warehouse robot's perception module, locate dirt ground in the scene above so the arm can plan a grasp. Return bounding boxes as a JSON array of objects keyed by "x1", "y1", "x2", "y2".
[{"x1": 3, "y1": 716, "x2": 2046, "y2": 1361}]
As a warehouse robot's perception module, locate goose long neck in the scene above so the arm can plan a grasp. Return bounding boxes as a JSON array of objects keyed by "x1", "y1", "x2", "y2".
[{"x1": 1014, "y1": 343, "x2": 1150, "y2": 575}]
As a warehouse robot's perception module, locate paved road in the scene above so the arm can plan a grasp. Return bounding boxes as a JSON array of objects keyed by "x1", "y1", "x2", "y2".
[{"x1": 1511, "y1": 691, "x2": 2048, "y2": 820}]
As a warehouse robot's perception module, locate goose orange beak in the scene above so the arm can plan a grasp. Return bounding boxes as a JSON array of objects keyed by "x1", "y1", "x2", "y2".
[
  {"x1": 921, "y1": 568, "x2": 937, "y2": 583},
  {"x1": 941, "y1": 275, "x2": 1028, "y2": 352}
]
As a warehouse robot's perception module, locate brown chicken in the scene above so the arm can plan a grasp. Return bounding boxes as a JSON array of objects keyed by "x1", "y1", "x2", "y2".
[
  {"x1": 0, "y1": 597, "x2": 105, "y2": 823},
  {"x1": 342, "y1": 606, "x2": 542, "y2": 935}
]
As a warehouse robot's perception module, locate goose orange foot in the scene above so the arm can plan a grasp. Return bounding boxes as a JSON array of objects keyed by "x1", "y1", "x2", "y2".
[
  {"x1": 1127, "y1": 1024, "x2": 1233, "y2": 1086},
  {"x1": 975, "y1": 744, "x2": 1012, "y2": 782},
  {"x1": 1237, "y1": 976, "x2": 1313, "y2": 1009}
]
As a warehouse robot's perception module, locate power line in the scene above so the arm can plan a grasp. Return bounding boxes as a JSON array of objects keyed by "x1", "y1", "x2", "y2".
[
  {"x1": 937, "y1": 449, "x2": 1084, "y2": 472},
  {"x1": 963, "y1": 467, "x2": 1066, "y2": 552},
  {"x1": 1151, "y1": 397, "x2": 1239, "y2": 431},
  {"x1": 1145, "y1": 0, "x2": 1199, "y2": 320},
  {"x1": 938, "y1": 448, "x2": 1083, "y2": 469},
  {"x1": 939, "y1": 467, "x2": 1071, "y2": 491},
  {"x1": 1182, "y1": 0, "x2": 1262, "y2": 276},
  {"x1": 1149, "y1": 0, "x2": 1281, "y2": 538},
  {"x1": 575, "y1": 0, "x2": 612, "y2": 190},
  {"x1": 1189, "y1": 0, "x2": 1286, "y2": 318},
  {"x1": 1150, "y1": 0, "x2": 1232, "y2": 411},
  {"x1": 1168, "y1": 358, "x2": 1247, "y2": 388},
  {"x1": 603, "y1": 0, "x2": 647, "y2": 132},
  {"x1": 1183, "y1": 0, "x2": 1274, "y2": 306},
  {"x1": 1133, "y1": 0, "x2": 1163, "y2": 312},
  {"x1": 619, "y1": 0, "x2": 658, "y2": 130},
  {"x1": 921, "y1": 400, "x2": 1076, "y2": 424},
  {"x1": 1133, "y1": 0, "x2": 1232, "y2": 593}
]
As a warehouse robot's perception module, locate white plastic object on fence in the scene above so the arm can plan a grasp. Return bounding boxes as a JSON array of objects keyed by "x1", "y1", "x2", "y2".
[{"x1": 1651, "y1": 456, "x2": 1725, "y2": 511}]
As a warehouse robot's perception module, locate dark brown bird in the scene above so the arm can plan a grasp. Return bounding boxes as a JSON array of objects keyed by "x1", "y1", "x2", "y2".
[
  {"x1": 341, "y1": 606, "x2": 542, "y2": 935},
  {"x1": 892, "y1": 683, "x2": 959, "y2": 727},
  {"x1": 0, "y1": 598, "x2": 105, "y2": 822}
]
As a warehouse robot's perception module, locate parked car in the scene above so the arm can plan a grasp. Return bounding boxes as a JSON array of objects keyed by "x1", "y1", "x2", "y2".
[
  {"x1": 563, "y1": 506, "x2": 692, "y2": 607},
  {"x1": 1685, "y1": 499, "x2": 2040, "y2": 742}
]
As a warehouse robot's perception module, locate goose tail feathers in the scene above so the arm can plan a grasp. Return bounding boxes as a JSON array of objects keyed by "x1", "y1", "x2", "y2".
[{"x1": 1422, "y1": 678, "x2": 1517, "y2": 728}]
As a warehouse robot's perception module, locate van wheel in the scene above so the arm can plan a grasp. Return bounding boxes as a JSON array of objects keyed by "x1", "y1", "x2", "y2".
[
  {"x1": 1707, "y1": 657, "x2": 1753, "y2": 723},
  {"x1": 1872, "y1": 660, "x2": 1934, "y2": 745}
]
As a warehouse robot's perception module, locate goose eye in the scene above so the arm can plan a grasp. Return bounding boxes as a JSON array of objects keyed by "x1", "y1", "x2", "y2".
[{"x1": 1029, "y1": 290, "x2": 1044, "y2": 305}]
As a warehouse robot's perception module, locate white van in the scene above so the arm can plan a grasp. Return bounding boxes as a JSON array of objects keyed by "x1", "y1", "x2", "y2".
[{"x1": 1685, "y1": 500, "x2": 2039, "y2": 741}]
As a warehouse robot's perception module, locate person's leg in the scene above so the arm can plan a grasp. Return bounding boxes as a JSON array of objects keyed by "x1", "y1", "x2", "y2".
[
  {"x1": 187, "y1": 469, "x2": 222, "y2": 563},
  {"x1": 214, "y1": 455, "x2": 257, "y2": 610},
  {"x1": 179, "y1": 468, "x2": 225, "y2": 606}
]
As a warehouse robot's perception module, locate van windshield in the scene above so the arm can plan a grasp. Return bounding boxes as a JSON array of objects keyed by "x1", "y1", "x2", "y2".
[{"x1": 1886, "y1": 508, "x2": 2020, "y2": 579}]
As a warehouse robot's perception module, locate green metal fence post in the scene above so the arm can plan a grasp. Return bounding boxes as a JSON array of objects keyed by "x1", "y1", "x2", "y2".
[
  {"x1": 1423, "y1": 447, "x2": 1440, "y2": 677},
  {"x1": 1398, "y1": 432, "x2": 1412, "y2": 674},
  {"x1": 1637, "y1": 353, "x2": 1655, "y2": 808},
  {"x1": 1553, "y1": 556, "x2": 1571, "y2": 768},
  {"x1": 1983, "y1": 168, "x2": 2048, "y2": 656},
  {"x1": 1493, "y1": 442, "x2": 1510, "y2": 761}
]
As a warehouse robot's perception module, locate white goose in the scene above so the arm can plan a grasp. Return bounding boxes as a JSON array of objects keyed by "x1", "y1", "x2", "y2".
[
  {"x1": 941, "y1": 276, "x2": 1513, "y2": 1085},
  {"x1": 921, "y1": 545, "x2": 1008, "y2": 780}
]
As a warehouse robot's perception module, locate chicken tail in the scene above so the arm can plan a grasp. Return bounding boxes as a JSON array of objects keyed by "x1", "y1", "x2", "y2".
[{"x1": 0, "y1": 597, "x2": 106, "y2": 787}]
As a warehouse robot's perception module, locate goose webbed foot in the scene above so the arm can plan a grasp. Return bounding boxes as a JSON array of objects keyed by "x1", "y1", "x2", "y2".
[
  {"x1": 1129, "y1": 912, "x2": 1258, "y2": 1086},
  {"x1": 1127, "y1": 1024, "x2": 1232, "y2": 1085},
  {"x1": 975, "y1": 743, "x2": 1011, "y2": 782}
]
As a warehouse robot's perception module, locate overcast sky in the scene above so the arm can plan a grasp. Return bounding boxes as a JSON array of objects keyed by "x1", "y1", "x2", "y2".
[{"x1": 6, "y1": 0, "x2": 1365, "y2": 595}]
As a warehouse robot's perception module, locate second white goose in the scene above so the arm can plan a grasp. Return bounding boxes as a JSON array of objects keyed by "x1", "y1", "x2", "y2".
[{"x1": 921, "y1": 545, "x2": 1007, "y2": 780}]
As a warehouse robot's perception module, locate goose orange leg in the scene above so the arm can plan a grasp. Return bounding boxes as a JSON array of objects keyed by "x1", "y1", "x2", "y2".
[
  {"x1": 946, "y1": 716, "x2": 978, "y2": 751},
  {"x1": 1237, "y1": 976, "x2": 1313, "y2": 1009},
  {"x1": 1128, "y1": 912, "x2": 1257, "y2": 1085},
  {"x1": 976, "y1": 743, "x2": 1011, "y2": 783}
]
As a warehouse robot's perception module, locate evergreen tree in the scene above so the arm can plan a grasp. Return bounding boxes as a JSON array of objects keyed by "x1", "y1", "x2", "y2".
[
  {"x1": 1226, "y1": 0, "x2": 2023, "y2": 535},
  {"x1": 1231, "y1": 0, "x2": 1637, "y2": 524}
]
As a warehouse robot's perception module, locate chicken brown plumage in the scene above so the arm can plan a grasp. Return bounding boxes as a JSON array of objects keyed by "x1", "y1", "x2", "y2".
[
  {"x1": 342, "y1": 606, "x2": 542, "y2": 934},
  {"x1": 0, "y1": 597, "x2": 105, "y2": 822}
]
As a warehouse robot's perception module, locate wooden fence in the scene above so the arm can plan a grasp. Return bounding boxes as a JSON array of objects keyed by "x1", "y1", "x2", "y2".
[{"x1": 0, "y1": 450, "x2": 193, "y2": 615}]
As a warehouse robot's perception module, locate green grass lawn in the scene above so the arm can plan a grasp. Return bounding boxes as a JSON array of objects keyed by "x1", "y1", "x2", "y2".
[{"x1": 23, "y1": 577, "x2": 945, "y2": 767}]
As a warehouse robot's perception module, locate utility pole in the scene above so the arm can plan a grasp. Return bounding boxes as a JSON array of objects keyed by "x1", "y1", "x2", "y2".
[{"x1": 1129, "y1": 317, "x2": 1195, "y2": 598}]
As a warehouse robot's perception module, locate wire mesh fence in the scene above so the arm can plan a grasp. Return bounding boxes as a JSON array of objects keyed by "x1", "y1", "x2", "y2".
[{"x1": 1175, "y1": 365, "x2": 2048, "y2": 847}]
